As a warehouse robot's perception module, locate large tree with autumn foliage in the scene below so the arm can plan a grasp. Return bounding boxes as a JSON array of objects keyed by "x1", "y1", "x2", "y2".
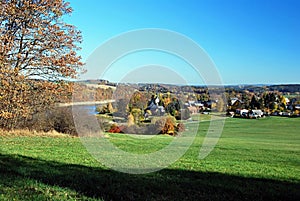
[{"x1": 0, "y1": 0, "x2": 83, "y2": 129}]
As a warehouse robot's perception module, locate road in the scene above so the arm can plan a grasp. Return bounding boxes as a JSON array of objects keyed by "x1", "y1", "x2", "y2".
[{"x1": 57, "y1": 99, "x2": 115, "y2": 107}]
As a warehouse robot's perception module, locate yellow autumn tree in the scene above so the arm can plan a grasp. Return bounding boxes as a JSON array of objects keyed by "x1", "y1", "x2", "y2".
[{"x1": 0, "y1": 0, "x2": 83, "y2": 130}]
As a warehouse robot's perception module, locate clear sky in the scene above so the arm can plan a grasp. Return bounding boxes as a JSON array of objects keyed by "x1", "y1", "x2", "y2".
[{"x1": 65, "y1": 0, "x2": 300, "y2": 85}]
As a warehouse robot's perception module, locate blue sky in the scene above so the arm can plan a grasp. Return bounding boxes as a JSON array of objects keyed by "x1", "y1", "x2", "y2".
[{"x1": 65, "y1": 0, "x2": 300, "y2": 85}]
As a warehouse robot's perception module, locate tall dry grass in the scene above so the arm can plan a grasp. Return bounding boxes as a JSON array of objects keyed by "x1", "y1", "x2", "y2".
[{"x1": 0, "y1": 129, "x2": 73, "y2": 137}]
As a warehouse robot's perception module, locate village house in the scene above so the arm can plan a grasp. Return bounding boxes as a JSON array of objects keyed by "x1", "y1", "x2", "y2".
[
  {"x1": 144, "y1": 96, "x2": 165, "y2": 117},
  {"x1": 184, "y1": 100, "x2": 205, "y2": 114},
  {"x1": 229, "y1": 98, "x2": 244, "y2": 111},
  {"x1": 187, "y1": 106, "x2": 198, "y2": 114}
]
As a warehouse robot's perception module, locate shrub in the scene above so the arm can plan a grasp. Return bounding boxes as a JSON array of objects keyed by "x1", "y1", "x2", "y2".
[
  {"x1": 176, "y1": 109, "x2": 191, "y2": 120},
  {"x1": 26, "y1": 107, "x2": 78, "y2": 136},
  {"x1": 123, "y1": 125, "x2": 147, "y2": 134},
  {"x1": 131, "y1": 108, "x2": 143, "y2": 124},
  {"x1": 161, "y1": 117, "x2": 175, "y2": 135},
  {"x1": 127, "y1": 113, "x2": 135, "y2": 126},
  {"x1": 97, "y1": 119, "x2": 113, "y2": 132},
  {"x1": 152, "y1": 115, "x2": 177, "y2": 135},
  {"x1": 176, "y1": 123, "x2": 185, "y2": 133},
  {"x1": 108, "y1": 124, "x2": 124, "y2": 133},
  {"x1": 51, "y1": 107, "x2": 77, "y2": 135},
  {"x1": 96, "y1": 103, "x2": 114, "y2": 114},
  {"x1": 146, "y1": 123, "x2": 161, "y2": 135}
]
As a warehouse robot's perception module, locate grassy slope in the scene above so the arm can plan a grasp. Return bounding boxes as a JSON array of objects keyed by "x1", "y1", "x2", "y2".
[{"x1": 0, "y1": 117, "x2": 299, "y2": 200}]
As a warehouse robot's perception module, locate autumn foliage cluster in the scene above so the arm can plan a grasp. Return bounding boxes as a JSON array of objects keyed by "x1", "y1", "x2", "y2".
[
  {"x1": 0, "y1": 0, "x2": 83, "y2": 130},
  {"x1": 108, "y1": 116, "x2": 185, "y2": 136}
]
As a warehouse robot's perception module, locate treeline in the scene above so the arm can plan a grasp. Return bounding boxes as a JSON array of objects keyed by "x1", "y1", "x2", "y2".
[
  {"x1": 268, "y1": 84, "x2": 300, "y2": 93},
  {"x1": 225, "y1": 84, "x2": 300, "y2": 94},
  {"x1": 72, "y1": 84, "x2": 114, "y2": 102},
  {"x1": 0, "y1": 76, "x2": 72, "y2": 130}
]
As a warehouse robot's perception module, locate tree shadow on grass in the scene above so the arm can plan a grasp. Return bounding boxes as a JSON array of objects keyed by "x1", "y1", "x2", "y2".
[{"x1": 0, "y1": 154, "x2": 299, "y2": 201}]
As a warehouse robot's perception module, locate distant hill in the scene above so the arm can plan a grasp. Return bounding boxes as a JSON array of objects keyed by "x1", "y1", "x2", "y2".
[
  {"x1": 77, "y1": 79, "x2": 116, "y2": 87},
  {"x1": 224, "y1": 84, "x2": 300, "y2": 93},
  {"x1": 268, "y1": 84, "x2": 300, "y2": 93},
  {"x1": 77, "y1": 80, "x2": 300, "y2": 93}
]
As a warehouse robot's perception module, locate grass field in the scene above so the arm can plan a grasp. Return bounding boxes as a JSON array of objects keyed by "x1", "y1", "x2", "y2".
[{"x1": 0, "y1": 116, "x2": 299, "y2": 200}]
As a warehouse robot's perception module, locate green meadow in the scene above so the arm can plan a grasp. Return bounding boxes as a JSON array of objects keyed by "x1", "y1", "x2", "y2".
[{"x1": 0, "y1": 116, "x2": 299, "y2": 200}]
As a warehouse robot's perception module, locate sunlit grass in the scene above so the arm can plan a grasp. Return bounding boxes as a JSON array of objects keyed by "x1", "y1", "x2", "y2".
[{"x1": 0, "y1": 117, "x2": 299, "y2": 200}]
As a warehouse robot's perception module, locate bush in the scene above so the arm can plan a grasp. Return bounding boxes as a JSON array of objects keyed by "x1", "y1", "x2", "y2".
[
  {"x1": 123, "y1": 125, "x2": 147, "y2": 134},
  {"x1": 108, "y1": 124, "x2": 124, "y2": 133},
  {"x1": 96, "y1": 103, "x2": 114, "y2": 114},
  {"x1": 161, "y1": 117, "x2": 175, "y2": 135},
  {"x1": 51, "y1": 107, "x2": 77, "y2": 135},
  {"x1": 131, "y1": 108, "x2": 143, "y2": 124},
  {"x1": 26, "y1": 107, "x2": 78, "y2": 136},
  {"x1": 176, "y1": 123, "x2": 185, "y2": 133},
  {"x1": 127, "y1": 113, "x2": 135, "y2": 126},
  {"x1": 145, "y1": 123, "x2": 161, "y2": 135},
  {"x1": 176, "y1": 109, "x2": 191, "y2": 120},
  {"x1": 105, "y1": 116, "x2": 182, "y2": 136},
  {"x1": 97, "y1": 119, "x2": 113, "y2": 132},
  {"x1": 152, "y1": 115, "x2": 177, "y2": 135}
]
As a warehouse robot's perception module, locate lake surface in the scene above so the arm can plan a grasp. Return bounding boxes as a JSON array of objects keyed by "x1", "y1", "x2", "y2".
[{"x1": 74, "y1": 105, "x2": 98, "y2": 115}]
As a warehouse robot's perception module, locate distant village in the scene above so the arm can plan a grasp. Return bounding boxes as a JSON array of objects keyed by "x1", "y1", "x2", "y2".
[
  {"x1": 142, "y1": 92, "x2": 300, "y2": 120},
  {"x1": 69, "y1": 81, "x2": 300, "y2": 135},
  {"x1": 87, "y1": 80, "x2": 300, "y2": 122}
]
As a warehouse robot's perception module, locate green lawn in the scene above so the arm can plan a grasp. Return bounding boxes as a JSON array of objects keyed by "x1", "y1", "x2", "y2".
[{"x1": 0, "y1": 117, "x2": 299, "y2": 200}]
